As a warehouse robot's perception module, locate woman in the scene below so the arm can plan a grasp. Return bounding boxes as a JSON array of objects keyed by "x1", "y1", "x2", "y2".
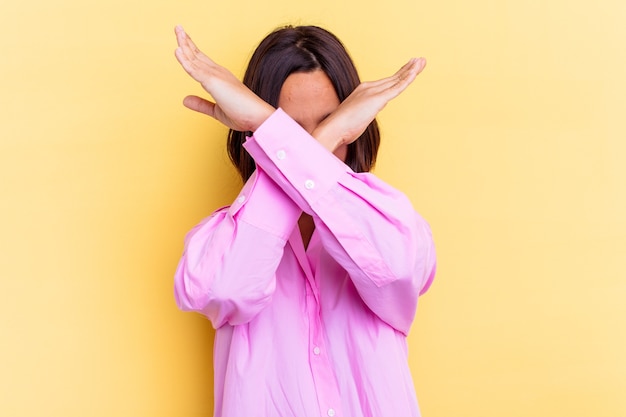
[{"x1": 173, "y1": 24, "x2": 436, "y2": 417}]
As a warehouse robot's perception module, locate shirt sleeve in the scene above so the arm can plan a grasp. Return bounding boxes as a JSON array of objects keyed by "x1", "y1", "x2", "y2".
[
  {"x1": 173, "y1": 167, "x2": 302, "y2": 328},
  {"x1": 243, "y1": 109, "x2": 437, "y2": 335}
]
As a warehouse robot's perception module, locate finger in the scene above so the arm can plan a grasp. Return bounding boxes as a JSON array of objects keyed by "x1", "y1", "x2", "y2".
[
  {"x1": 175, "y1": 47, "x2": 200, "y2": 79},
  {"x1": 380, "y1": 57, "x2": 426, "y2": 96},
  {"x1": 393, "y1": 58, "x2": 421, "y2": 86},
  {"x1": 175, "y1": 26, "x2": 196, "y2": 62},
  {"x1": 174, "y1": 26, "x2": 198, "y2": 71},
  {"x1": 174, "y1": 35, "x2": 213, "y2": 84},
  {"x1": 351, "y1": 58, "x2": 423, "y2": 107},
  {"x1": 360, "y1": 57, "x2": 425, "y2": 93},
  {"x1": 175, "y1": 26, "x2": 214, "y2": 67},
  {"x1": 175, "y1": 25, "x2": 186, "y2": 47},
  {"x1": 387, "y1": 58, "x2": 424, "y2": 86},
  {"x1": 404, "y1": 57, "x2": 426, "y2": 79},
  {"x1": 177, "y1": 32, "x2": 202, "y2": 65},
  {"x1": 183, "y1": 95, "x2": 216, "y2": 117},
  {"x1": 175, "y1": 26, "x2": 197, "y2": 56},
  {"x1": 397, "y1": 57, "x2": 426, "y2": 85},
  {"x1": 415, "y1": 57, "x2": 427, "y2": 73}
]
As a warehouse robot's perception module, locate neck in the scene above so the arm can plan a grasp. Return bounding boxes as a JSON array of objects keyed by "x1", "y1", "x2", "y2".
[{"x1": 298, "y1": 214, "x2": 315, "y2": 249}]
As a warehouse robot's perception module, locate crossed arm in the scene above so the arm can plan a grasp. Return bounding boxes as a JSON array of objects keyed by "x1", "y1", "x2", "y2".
[{"x1": 173, "y1": 25, "x2": 426, "y2": 152}]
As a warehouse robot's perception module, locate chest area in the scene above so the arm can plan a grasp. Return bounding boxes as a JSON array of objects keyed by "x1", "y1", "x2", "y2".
[{"x1": 276, "y1": 229, "x2": 352, "y2": 303}]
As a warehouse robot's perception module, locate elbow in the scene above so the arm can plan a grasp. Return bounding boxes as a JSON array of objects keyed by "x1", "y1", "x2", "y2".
[
  {"x1": 202, "y1": 285, "x2": 275, "y2": 328},
  {"x1": 404, "y1": 216, "x2": 436, "y2": 295},
  {"x1": 383, "y1": 217, "x2": 436, "y2": 295},
  {"x1": 173, "y1": 261, "x2": 211, "y2": 312},
  {"x1": 174, "y1": 260, "x2": 275, "y2": 327},
  {"x1": 415, "y1": 219, "x2": 436, "y2": 295},
  {"x1": 367, "y1": 277, "x2": 419, "y2": 336}
]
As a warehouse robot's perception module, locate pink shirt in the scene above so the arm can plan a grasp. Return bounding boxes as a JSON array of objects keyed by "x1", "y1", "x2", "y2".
[{"x1": 174, "y1": 109, "x2": 436, "y2": 417}]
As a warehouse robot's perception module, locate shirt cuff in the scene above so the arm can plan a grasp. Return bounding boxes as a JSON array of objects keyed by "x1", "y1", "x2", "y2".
[{"x1": 244, "y1": 108, "x2": 348, "y2": 212}]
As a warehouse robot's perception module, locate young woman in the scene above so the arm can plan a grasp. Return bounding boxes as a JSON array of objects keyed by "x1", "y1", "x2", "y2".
[{"x1": 173, "y1": 24, "x2": 436, "y2": 417}]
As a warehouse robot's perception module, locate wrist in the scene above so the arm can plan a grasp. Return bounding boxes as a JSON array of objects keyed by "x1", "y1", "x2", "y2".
[
  {"x1": 312, "y1": 123, "x2": 343, "y2": 153},
  {"x1": 251, "y1": 103, "x2": 277, "y2": 132}
]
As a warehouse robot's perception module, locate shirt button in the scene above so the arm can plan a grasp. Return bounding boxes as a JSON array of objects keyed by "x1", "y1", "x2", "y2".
[
  {"x1": 327, "y1": 409, "x2": 336, "y2": 417},
  {"x1": 304, "y1": 179, "x2": 315, "y2": 189},
  {"x1": 236, "y1": 195, "x2": 245, "y2": 204},
  {"x1": 313, "y1": 346, "x2": 321, "y2": 355},
  {"x1": 276, "y1": 150, "x2": 286, "y2": 160}
]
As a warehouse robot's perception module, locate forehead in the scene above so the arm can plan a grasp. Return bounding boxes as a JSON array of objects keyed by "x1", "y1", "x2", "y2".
[{"x1": 277, "y1": 70, "x2": 340, "y2": 131}]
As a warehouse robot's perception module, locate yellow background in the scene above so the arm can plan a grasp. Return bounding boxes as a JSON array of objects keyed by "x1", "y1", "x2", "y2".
[{"x1": 1, "y1": 0, "x2": 624, "y2": 416}]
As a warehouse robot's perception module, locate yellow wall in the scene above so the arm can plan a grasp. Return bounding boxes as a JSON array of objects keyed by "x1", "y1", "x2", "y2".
[{"x1": 1, "y1": 0, "x2": 624, "y2": 416}]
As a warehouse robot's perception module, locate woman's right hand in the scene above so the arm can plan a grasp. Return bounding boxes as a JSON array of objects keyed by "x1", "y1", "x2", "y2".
[{"x1": 174, "y1": 26, "x2": 275, "y2": 132}]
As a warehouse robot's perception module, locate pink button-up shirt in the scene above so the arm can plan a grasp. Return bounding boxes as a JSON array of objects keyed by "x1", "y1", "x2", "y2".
[{"x1": 174, "y1": 109, "x2": 436, "y2": 417}]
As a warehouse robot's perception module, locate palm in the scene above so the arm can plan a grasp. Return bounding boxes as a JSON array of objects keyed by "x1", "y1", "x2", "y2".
[
  {"x1": 174, "y1": 26, "x2": 426, "y2": 145},
  {"x1": 174, "y1": 26, "x2": 274, "y2": 132},
  {"x1": 313, "y1": 58, "x2": 426, "y2": 152}
]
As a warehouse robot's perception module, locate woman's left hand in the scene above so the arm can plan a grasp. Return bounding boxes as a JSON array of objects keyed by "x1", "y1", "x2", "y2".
[{"x1": 312, "y1": 58, "x2": 426, "y2": 153}]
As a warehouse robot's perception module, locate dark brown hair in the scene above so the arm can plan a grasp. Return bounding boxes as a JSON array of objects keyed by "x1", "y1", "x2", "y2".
[{"x1": 227, "y1": 25, "x2": 381, "y2": 182}]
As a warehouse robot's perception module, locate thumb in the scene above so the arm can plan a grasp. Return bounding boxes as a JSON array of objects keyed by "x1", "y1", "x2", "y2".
[{"x1": 183, "y1": 95, "x2": 216, "y2": 117}]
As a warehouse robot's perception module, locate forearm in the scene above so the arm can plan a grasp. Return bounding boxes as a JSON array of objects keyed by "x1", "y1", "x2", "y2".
[
  {"x1": 244, "y1": 109, "x2": 437, "y2": 333},
  {"x1": 174, "y1": 168, "x2": 301, "y2": 327}
]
